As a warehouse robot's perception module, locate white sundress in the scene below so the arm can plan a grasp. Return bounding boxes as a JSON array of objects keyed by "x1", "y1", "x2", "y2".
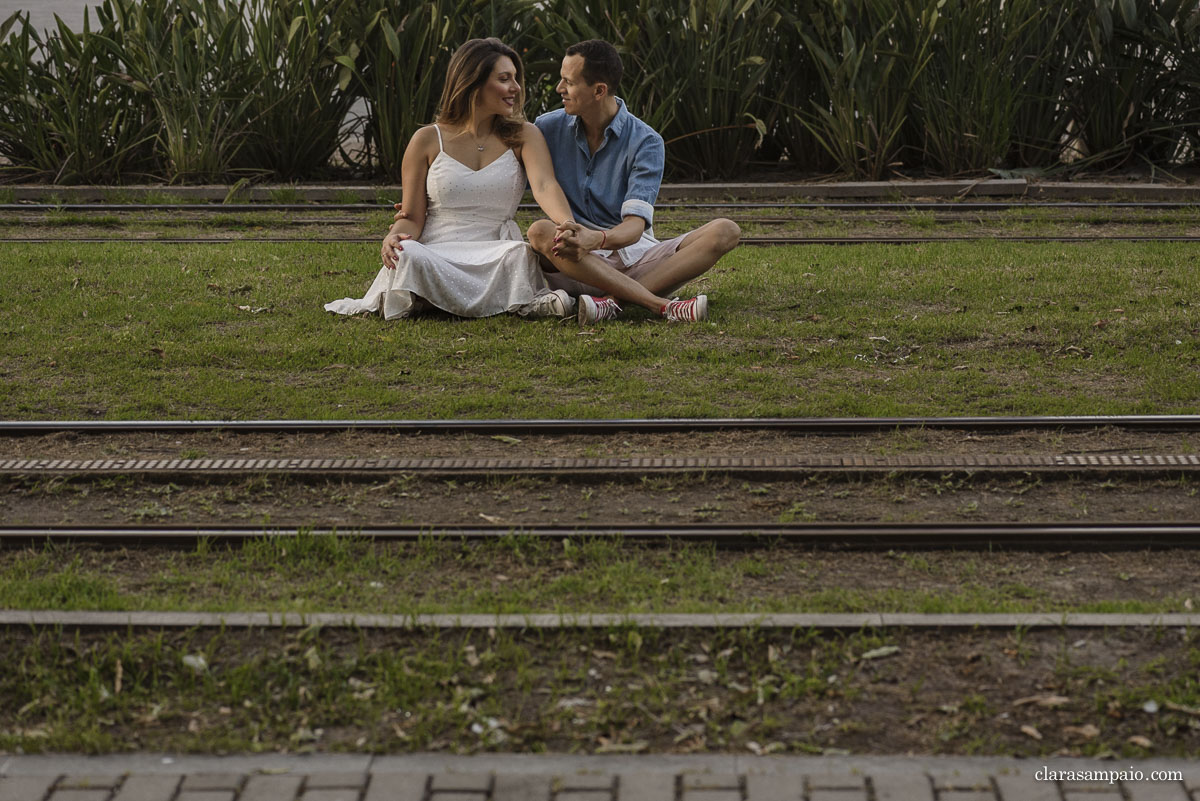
[{"x1": 324, "y1": 125, "x2": 553, "y2": 319}]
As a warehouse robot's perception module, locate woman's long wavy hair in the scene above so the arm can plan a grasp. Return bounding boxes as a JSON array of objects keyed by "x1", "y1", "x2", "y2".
[{"x1": 435, "y1": 38, "x2": 526, "y2": 148}]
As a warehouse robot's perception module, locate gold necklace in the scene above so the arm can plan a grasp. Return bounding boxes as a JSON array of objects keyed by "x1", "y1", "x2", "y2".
[{"x1": 461, "y1": 126, "x2": 488, "y2": 151}]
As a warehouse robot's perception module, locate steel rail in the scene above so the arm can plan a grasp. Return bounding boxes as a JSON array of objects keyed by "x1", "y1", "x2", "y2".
[
  {"x1": 4, "y1": 415, "x2": 1199, "y2": 435},
  {"x1": 5, "y1": 201, "x2": 1200, "y2": 212},
  {"x1": 4, "y1": 609, "x2": 1197, "y2": 630},
  {"x1": 4, "y1": 452, "x2": 1199, "y2": 478},
  {"x1": 3, "y1": 522, "x2": 1199, "y2": 548},
  {"x1": 5, "y1": 234, "x2": 1199, "y2": 245}
]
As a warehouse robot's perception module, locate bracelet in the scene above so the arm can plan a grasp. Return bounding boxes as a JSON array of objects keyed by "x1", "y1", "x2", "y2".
[{"x1": 600, "y1": 230, "x2": 607, "y2": 249}]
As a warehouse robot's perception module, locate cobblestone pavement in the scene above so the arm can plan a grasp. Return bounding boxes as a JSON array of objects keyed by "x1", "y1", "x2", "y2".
[{"x1": 2, "y1": 754, "x2": 1199, "y2": 801}]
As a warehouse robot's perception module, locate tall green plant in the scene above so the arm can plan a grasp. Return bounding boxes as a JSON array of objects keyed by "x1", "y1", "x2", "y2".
[
  {"x1": 1065, "y1": 0, "x2": 1197, "y2": 170},
  {"x1": 235, "y1": 0, "x2": 361, "y2": 180},
  {"x1": 787, "y1": 0, "x2": 943, "y2": 179},
  {"x1": 102, "y1": 0, "x2": 261, "y2": 183},
  {"x1": 911, "y1": 0, "x2": 1066, "y2": 174},
  {"x1": 0, "y1": 10, "x2": 156, "y2": 183}
]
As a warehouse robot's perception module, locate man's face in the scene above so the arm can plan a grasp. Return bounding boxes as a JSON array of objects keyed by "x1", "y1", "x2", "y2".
[{"x1": 556, "y1": 54, "x2": 600, "y2": 116}]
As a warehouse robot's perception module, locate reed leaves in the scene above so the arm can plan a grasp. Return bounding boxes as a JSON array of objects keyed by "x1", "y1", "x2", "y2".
[{"x1": 1, "y1": 0, "x2": 1197, "y2": 183}]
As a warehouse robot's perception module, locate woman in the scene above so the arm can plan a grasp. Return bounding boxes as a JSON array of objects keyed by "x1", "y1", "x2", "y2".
[{"x1": 325, "y1": 38, "x2": 574, "y2": 319}]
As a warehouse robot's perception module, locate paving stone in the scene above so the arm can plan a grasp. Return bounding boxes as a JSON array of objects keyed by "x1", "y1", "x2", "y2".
[
  {"x1": 56, "y1": 778, "x2": 121, "y2": 791},
  {"x1": 299, "y1": 791, "x2": 361, "y2": 801},
  {"x1": 556, "y1": 792, "x2": 615, "y2": 801},
  {"x1": 1060, "y1": 788, "x2": 1122, "y2": 801},
  {"x1": 111, "y1": 776, "x2": 183, "y2": 801},
  {"x1": 1060, "y1": 781, "x2": 1123, "y2": 797},
  {"x1": 616, "y1": 773, "x2": 674, "y2": 801},
  {"x1": 428, "y1": 795, "x2": 483, "y2": 801},
  {"x1": 0, "y1": 777, "x2": 58, "y2": 801},
  {"x1": 991, "y1": 774, "x2": 1060, "y2": 801},
  {"x1": 938, "y1": 793, "x2": 996, "y2": 801},
  {"x1": 744, "y1": 774, "x2": 798, "y2": 801},
  {"x1": 493, "y1": 775, "x2": 552, "y2": 801},
  {"x1": 872, "y1": 774, "x2": 935, "y2": 801},
  {"x1": 1123, "y1": 783, "x2": 1190, "y2": 801},
  {"x1": 808, "y1": 775, "x2": 866, "y2": 790},
  {"x1": 240, "y1": 775, "x2": 303, "y2": 801},
  {"x1": 305, "y1": 774, "x2": 367, "y2": 790},
  {"x1": 556, "y1": 775, "x2": 615, "y2": 792},
  {"x1": 177, "y1": 793, "x2": 236, "y2": 801},
  {"x1": 46, "y1": 792, "x2": 109, "y2": 801},
  {"x1": 681, "y1": 774, "x2": 740, "y2": 791},
  {"x1": 428, "y1": 774, "x2": 491, "y2": 793},
  {"x1": 810, "y1": 791, "x2": 869, "y2": 801},
  {"x1": 361, "y1": 773, "x2": 427, "y2": 801},
  {"x1": 680, "y1": 791, "x2": 740, "y2": 801},
  {"x1": 929, "y1": 773, "x2": 994, "y2": 793},
  {"x1": 180, "y1": 775, "x2": 245, "y2": 792}
]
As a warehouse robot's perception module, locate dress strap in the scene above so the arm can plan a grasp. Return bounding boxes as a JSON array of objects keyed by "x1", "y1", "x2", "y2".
[{"x1": 433, "y1": 124, "x2": 444, "y2": 152}]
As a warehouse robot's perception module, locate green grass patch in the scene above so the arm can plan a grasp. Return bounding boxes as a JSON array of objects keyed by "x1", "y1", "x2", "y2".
[
  {"x1": 0, "y1": 539, "x2": 1192, "y2": 616},
  {"x1": 1, "y1": 240, "x2": 1197, "y2": 419}
]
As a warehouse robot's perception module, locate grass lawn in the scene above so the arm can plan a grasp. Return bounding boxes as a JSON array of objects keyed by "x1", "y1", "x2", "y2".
[{"x1": 1, "y1": 240, "x2": 1197, "y2": 419}]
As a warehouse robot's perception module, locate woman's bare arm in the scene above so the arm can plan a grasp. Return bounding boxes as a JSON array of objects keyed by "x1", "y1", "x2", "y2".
[{"x1": 381, "y1": 127, "x2": 436, "y2": 269}]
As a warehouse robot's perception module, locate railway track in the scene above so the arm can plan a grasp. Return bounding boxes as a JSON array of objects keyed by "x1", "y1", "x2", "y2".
[
  {"x1": 5, "y1": 414, "x2": 1199, "y2": 434},
  {"x1": 4, "y1": 521, "x2": 1200, "y2": 548},
  {"x1": 3, "y1": 452, "x2": 1199, "y2": 478}
]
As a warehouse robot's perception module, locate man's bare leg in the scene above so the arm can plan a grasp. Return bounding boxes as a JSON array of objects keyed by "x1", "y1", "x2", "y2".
[
  {"x1": 528, "y1": 219, "x2": 672, "y2": 313},
  {"x1": 636, "y1": 218, "x2": 741, "y2": 297}
]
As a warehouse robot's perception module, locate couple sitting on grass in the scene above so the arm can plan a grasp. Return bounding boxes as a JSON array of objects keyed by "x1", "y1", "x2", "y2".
[{"x1": 324, "y1": 38, "x2": 740, "y2": 325}]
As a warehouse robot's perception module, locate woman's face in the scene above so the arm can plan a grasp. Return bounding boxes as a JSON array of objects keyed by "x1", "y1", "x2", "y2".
[{"x1": 476, "y1": 55, "x2": 521, "y2": 118}]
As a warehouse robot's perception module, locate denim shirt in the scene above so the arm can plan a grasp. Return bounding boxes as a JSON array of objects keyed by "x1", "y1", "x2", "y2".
[{"x1": 535, "y1": 98, "x2": 664, "y2": 262}]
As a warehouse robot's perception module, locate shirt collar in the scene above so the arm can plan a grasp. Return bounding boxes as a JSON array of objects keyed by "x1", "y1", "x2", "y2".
[{"x1": 566, "y1": 97, "x2": 629, "y2": 142}]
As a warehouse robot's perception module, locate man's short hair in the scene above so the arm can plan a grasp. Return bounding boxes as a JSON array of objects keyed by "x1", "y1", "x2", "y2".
[{"x1": 565, "y1": 39, "x2": 622, "y2": 94}]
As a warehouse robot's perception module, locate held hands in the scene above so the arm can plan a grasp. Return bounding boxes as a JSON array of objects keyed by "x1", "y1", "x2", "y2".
[{"x1": 552, "y1": 220, "x2": 605, "y2": 262}]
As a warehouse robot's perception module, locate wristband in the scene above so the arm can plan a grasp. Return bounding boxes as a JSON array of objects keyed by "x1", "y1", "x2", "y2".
[{"x1": 600, "y1": 230, "x2": 607, "y2": 249}]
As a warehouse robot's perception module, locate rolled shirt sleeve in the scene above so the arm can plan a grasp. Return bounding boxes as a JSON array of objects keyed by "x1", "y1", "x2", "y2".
[{"x1": 620, "y1": 132, "x2": 664, "y2": 227}]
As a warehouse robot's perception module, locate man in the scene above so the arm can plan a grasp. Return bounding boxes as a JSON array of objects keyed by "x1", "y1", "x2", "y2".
[{"x1": 527, "y1": 39, "x2": 741, "y2": 324}]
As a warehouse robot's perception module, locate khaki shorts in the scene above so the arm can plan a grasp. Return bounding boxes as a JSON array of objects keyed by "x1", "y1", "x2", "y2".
[{"x1": 542, "y1": 234, "x2": 687, "y2": 298}]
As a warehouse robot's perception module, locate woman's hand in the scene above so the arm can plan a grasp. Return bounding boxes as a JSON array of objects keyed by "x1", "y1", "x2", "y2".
[
  {"x1": 381, "y1": 232, "x2": 412, "y2": 269},
  {"x1": 552, "y1": 221, "x2": 604, "y2": 261}
]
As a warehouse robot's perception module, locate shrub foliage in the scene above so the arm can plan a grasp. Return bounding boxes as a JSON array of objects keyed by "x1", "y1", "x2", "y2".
[{"x1": 0, "y1": 0, "x2": 1197, "y2": 182}]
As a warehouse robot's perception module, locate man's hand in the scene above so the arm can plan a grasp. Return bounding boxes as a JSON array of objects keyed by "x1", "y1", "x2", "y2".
[
  {"x1": 552, "y1": 220, "x2": 605, "y2": 262},
  {"x1": 393, "y1": 203, "x2": 408, "y2": 223},
  {"x1": 381, "y1": 232, "x2": 411, "y2": 269}
]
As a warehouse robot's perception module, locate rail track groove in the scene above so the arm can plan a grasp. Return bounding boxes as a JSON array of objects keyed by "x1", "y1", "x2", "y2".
[
  {"x1": 4, "y1": 452, "x2": 1199, "y2": 478},
  {"x1": 5, "y1": 522, "x2": 1199, "y2": 548}
]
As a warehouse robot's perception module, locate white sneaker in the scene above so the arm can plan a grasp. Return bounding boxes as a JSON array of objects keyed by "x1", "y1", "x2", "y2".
[{"x1": 518, "y1": 289, "x2": 574, "y2": 319}]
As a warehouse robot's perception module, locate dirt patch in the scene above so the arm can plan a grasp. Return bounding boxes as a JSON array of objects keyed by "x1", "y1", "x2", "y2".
[
  {"x1": 2, "y1": 626, "x2": 1197, "y2": 757},
  {"x1": 2, "y1": 469, "x2": 1197, "y2": 531}
]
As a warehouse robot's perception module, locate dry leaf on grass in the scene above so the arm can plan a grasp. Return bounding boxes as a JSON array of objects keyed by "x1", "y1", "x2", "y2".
[
  {"x1": 1020, "y1": 724, "x2": 1043, "y2": 740},
  {"x1": 1013, "y1": 694, "x2": 1070, "y2": 709},
  {"x1": 1062, "y1": 724, "x2": 1100, "y2": 741},
  {"x1": 1127, "y1": 735, "x2": 1153, "y2": 748}
]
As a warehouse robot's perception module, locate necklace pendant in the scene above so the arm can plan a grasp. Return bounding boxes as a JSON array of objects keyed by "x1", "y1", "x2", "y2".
[{"x1": 477, "y1": 145, "x2": 485, "y2": 151}]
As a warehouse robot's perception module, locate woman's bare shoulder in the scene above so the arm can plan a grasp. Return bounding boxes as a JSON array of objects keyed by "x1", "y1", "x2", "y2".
[
  {"x1": 520, "y1": 121, "x2": 547, "y2": 143},
  {"x1": 407, "y1": 124, "x2": 441, "y2": 156}
]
